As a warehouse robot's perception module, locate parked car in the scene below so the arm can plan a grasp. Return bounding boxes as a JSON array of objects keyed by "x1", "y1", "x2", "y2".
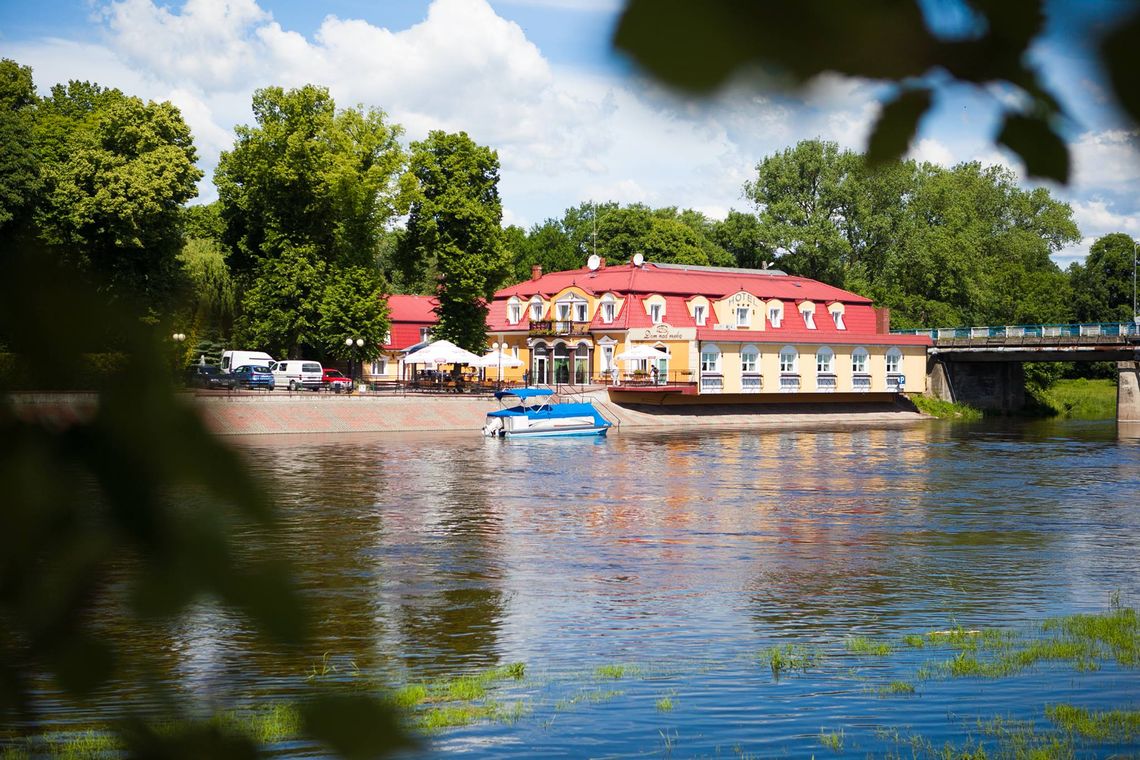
[
  {"x1": 270, "y1": 360, "x2": 323, "y2": 391},
  {"x1": 232, "y1": 364, "x2": 275, "y2": 390},
  {"x1": 322, "y1": 368, "x2": 353, "y2": 393},
  {"x1": 185, "y1": 364, "x2": 237, "y2": 390}
]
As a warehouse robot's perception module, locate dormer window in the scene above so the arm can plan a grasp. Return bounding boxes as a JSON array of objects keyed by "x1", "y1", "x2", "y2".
[
  {"x1": 574, "y1": 300, "x2": 588, "y2": 322},
  {"x1": 601, "y1": 298, "x2": 615, "y2": 324},
  {"x1": 736, "y1": 307, "x2": 750, "y2": 328},
  {"x1": 650, "y1": 303, "x2": 663, "y2": 324},
  {"x1": 694, "y1": 305, "x2": 706, "y2": 326},
  {"x1": 831, "y1": 310, "x2": 845, "y2": 330},
  {"x1": 508, "y1": 302, "x2": 522, "y2": 325},
  {"x1": 803, "y1": 309, "x2": 816, "y2": 330},
  {"x1": 768, "y1": 306, "x2": 782, "y2": 328},
  {"x1": 530, "y1": 298, "x2": 543, "y2": 321}
]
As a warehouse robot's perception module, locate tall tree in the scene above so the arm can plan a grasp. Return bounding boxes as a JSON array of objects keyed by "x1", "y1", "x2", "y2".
[
  {"x1": 0, "y1": 59, "x2": 41, "y2": 239},
  {"x1": 32, "y1": 79, "x2": 201, "y2": 309},
  {"x1": 711, "y1": 210, "x2": 773, "y2": 270},
  {"x1": 216, "y1": 85, "x2": 407, "y2": 274},
  {"x1": 401, "y1": 131, "x2": 509, "y2": 351},
  {"x1": 1070, "y1": 232, "x2": 1137, "y2": 323}
]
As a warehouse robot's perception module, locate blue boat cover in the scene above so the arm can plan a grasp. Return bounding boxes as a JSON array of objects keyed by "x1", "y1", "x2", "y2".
[{"x1": 494, "y1": 388, "x2": 555, "y2": 401}]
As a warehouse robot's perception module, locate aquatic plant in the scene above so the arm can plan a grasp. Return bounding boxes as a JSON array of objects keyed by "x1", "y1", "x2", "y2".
[
  {"x1": 594, "y1": 664, "x2": 628, "y2": 680},
  {"x1": 878, "y1": 680, "x2": 917, "y2": 696},
  {"x1": 1045, "y1": 704, "x2": 1140, "y2": 742},
  {"x1": 761, "y1": 643, "x2": 820, "y2": 678},
  {"x1": 554, "y1": 689, "x2": 623, "y2": 711},
  {"x1": 847, "y1": 636, "x2": 892, "y2": 656},
  {"x1": 903, "y1": 634, "x2": 925, "y2": 648},
  {"x1": 818, "y1": 728, "x2": 844, "y2": 752},
  {"x1": 656, "y1": 695, "x2": 675, "y2": 712}
]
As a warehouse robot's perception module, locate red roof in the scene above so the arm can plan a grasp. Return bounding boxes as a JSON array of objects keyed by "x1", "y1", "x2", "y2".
[{"x1": 384, "y1": 295, "x2": 438, "y2": 350}]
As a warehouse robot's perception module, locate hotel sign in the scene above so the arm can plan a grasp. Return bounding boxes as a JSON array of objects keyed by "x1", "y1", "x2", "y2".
[{"x1": 633, "y1": 323, "x2": 695, "y2": 341}]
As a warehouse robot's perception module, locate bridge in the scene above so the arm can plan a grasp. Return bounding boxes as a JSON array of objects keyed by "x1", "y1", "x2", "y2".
[{"x1": 891, "y1": 322, "x2": 1140, "y2": 423}]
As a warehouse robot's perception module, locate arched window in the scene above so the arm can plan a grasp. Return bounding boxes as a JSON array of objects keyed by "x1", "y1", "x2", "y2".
[
  {"x1": 886, "y1": 347, "x2": 903, "y2": 375},
  {"x1": 600, "y1": 294, "x2": 616, "y2": 324},
  {"x1": 700, "y1": 344, "x2": 722, "y2": 393},
  {"x1": 816, "y1": 347, "x2": 834, "y2": 373},
  {"x1": 779, "y1": 346, "x2": 798, "y2": 374},
  {"x1": 741, "y1": 344, "x2": 761, "y2": 392},
  {"x1": 529, "y1": 297, "x2": 544, "y2": 321},
  {"x1": 507, "y1": 297, "x2": 522, "y2": 325},
  {"x1": 851, "y1": 347, "x2": 869, "y2": 374}
]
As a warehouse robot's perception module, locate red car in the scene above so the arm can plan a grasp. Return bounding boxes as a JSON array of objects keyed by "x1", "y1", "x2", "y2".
[{"x1": 322, "y1": 368, "x2": 353, "y2": 393}]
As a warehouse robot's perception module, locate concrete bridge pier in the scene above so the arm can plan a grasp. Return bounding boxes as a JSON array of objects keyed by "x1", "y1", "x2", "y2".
[
  {"x1": 1120, "y1": 361, "x2": 1140, "y2": 424},
  {"x1": 928, "y1": 359, "x2": 1025, "y2": 415}
]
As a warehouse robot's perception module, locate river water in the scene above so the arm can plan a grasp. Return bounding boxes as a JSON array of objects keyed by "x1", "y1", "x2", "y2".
[{"x1": 53, "y1": 419, "x2": 1140, "y2": 756}]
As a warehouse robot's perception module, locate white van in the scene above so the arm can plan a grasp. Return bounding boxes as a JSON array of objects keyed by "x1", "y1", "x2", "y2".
[
  {"x1": 221, "y1": 350, "x2": 275, "y2": 373},
  {"x1": 270, "y1": 360, "x2": 323, "y2": 391}
]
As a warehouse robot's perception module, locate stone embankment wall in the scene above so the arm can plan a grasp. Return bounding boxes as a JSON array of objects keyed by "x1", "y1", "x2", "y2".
[{"x1": 7, "y1": 390, "x2": 928, "y2": 437}]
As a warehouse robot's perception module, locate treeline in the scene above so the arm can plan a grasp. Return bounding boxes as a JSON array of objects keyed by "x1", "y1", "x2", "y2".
[{"x1": 3, "y1": 58, "x2": 1135, "y2": 365}]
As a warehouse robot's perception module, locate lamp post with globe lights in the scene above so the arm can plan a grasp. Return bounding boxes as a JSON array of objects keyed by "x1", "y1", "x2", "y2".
[
  {"x1": 492, "y1": 341, "x2": 504, "y2": 389},
  {"x1": 345, "y1": 337, "x2": 365, "y2": 390}
]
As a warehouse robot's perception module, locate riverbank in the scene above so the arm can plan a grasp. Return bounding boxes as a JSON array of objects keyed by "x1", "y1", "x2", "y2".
[
  {"x1": 5, "y1": 389, "x2": 930, "y2": 436},
  {"x1": 190, "y1": 389, "x2": 927, "y2": 436}
]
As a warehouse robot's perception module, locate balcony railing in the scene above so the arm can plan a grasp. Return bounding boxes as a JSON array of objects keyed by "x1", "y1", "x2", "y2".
[
  {"x1": 816, "y1": 373, "x2": 837, "y2": 392},
  {"x1": 741, "y1": 374, "x2": 762, "y2": 393},
  {"x1": 852, "y1": 374, "x2": 871, "y2": 392},
  {"x1": 779, "y1": 374, "x2": 800, "y2": 393},
  {"x1": 529, "y1": 319, "x2": 591, "y2": 337},
  {"x1": 700, "y1": 374, "x2": 723, "y2": 394}
]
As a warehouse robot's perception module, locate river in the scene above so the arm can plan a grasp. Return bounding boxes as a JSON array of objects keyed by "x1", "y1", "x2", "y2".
[{"x1": 40, "y1": 419, "x2": 1140, "y2": 756}]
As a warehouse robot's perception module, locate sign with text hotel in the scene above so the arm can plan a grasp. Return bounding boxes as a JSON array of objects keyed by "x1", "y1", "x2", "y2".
[{"x1": 633, "y1": 324, "x2": 695, "y2": 341}]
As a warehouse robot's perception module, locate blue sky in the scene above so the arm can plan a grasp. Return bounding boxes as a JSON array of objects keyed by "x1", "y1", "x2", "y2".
[{"x1": 2, "y1": 0, "x2": 1138, "y2": 266}]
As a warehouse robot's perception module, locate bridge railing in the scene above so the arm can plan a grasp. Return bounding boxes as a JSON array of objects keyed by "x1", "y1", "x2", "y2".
[{"x1": 892, "y1": 321, "x2": 1139, "y2": 340}]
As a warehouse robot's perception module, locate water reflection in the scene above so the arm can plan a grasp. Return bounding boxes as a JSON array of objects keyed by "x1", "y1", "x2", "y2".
[{"x1": 79, "y1": 421, "x2": 1140, "y2": 754}]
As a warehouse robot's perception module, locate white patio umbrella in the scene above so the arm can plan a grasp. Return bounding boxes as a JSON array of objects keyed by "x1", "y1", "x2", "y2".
[
  {"x1": 614, "y1": 344, "x2": 669, "y2": 362},
  {"x1": 477, "y1": 349, "x2": 524, "y2": 382},
  {"x1": 403, "y1": 339, "x2": 483, "y2": 366}
]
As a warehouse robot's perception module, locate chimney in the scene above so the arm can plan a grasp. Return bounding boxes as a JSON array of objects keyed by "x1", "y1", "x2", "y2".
[
  {"x1": 874, "y1": 306, "x2": 891, "y2": 334},
  {"x1": 598, "y1": 257, "x2": 606, "y2": 269},
  {"x1": 531, "y1": 264, "x2": 542, "y2": 281}
]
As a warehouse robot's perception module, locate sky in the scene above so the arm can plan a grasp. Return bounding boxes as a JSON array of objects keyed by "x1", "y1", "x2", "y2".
[{"x1": 2, "y1": 0, "x2": 1138, "y2": 267}]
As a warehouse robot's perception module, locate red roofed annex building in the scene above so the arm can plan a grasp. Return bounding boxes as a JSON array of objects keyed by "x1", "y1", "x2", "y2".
[
  {"x1": 367, "y1": 294, "x2": 438, "y2": 382},
  {"x1": 486, "y1": 259, "x2": 931, "y2": 401}
]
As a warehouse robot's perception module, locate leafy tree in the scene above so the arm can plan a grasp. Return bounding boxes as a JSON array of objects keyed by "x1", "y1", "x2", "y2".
[
  {"x1": 236, "y1": 243, "x2": 327, "y2": 358},
  {"x1": 615, "y1": 1, "x2": 1140, "y2": 183},
  {"x1": 318, "y1": 267, "x2": 390, "y2": 363},
  {"x1": 31, "y1": 79, "x2": 201, "y2": 308},
  {"x1": 0, "y1": 59, "x2": 40, "y2": 238},
  {"x1": 177, "y1": 237, "x2": 236, "y2": 348},
  {"x1": 182, "y1": 201, "x2": 226, "y2": 244},
  {"x1": 711, "y1": 210, "x2": 773, "y2": 270},
  {"x1": 401, "y1": 131, "x2": 508, "y2": 351},
  {"x1": 215, "y1": 85, "x2": 407, "y2": 274},
  {"x1": 1070, "y1": 233, "x2": 1138, "y2": 323}
]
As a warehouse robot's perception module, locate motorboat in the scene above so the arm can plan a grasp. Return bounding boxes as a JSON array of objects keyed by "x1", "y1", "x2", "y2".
[{"x1": 482, "y1": 388, "x2": 612, "y2": 438}]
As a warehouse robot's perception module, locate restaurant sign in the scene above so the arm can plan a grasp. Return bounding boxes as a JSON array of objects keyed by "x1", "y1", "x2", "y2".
[{"x1": 633, "y1": 323, "x2": 695, "y2": 341}]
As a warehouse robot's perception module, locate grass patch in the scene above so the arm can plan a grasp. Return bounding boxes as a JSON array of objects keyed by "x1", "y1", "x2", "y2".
[
  {"x1": 903, "y1": 634, "x2": 925, "y2": 649},
  {"x1": 878, "y1": 680, "x2": 917, "y2": 696},
  {"x1": 1045, "y1": 704, "x2": 1140, "y2": 742},
  {"x1": 847, "y1": 636, "x2": 892, "y2": 656},
  {"x1": 911, "y1": 395, "x2": 983, "y2": 421},
  {"x1": 594, "y1": 664, "x2": 633, "y2": 680},
  {"x1": 391, "y1": 683, "x2": 429, "y2": 708},
  {"x1": 760, "y1": 644, "x2": 821, "y2": 678},
  {"x1": 238, "y1": 703, "x2": 302, "y2": 744},
  {"x1": 1036, "y1": 378, "x2": 1117, "y2": 419},
  {"x1": 818, "y1": 728, "x2": 844, "y2": 752},
  {"x1": 656, "y1": 696, "x2": 674, "y2": 712},
  {"x1": 1041, "y1": 607, "x2": 1138, "y2": 666}
]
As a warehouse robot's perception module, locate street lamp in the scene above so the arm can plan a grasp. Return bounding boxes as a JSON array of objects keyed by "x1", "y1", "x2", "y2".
[
  {"x1": 1133, "y1": 239, "x2": 1138, "y2": 333},
  {"x1": 492, "y1": 341, "x2": 504, "y2": 388}
]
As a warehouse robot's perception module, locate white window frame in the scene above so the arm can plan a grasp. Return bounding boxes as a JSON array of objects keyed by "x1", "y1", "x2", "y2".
[
  {"x1": 831, "y1": 310, "x2": 845, "y2": 330},
  {"x1": 802, "y1": 308, "x2": 816, "y2": 329},
  {"x1": 574, "y1": 300, "x2": 588, "y2": 323},
  {"x1": 649, "y1": 302, "x2": 663, "y2": 325},
  {"x1": 816, "y1": 347, "x2": 834, "y2": 373},
  {"x1": 693, "y1": 304, "x2": 706, "y2": 326},
  {"x1": 508, "y1": 302, "x2": 522, "y2": 325},
  {"x1": 419, "y1": 327, "x2": 432, "y2": 342},
  {"x1": 768, "y1": 306, "x2": 782, "y2": 328},
  {"x1": 779, "y1": 346, "x2": 798, "y2": 374},
  {"x1": 886, "y1": 347, "x2": 902, "y2": 374},
  {"x1": 740, "y1": 346, "x2": 758, "y2": 373},
  {"x1": 601, "y1": 297, "x2": 615, "y2": 324},
  {"x1": 736, "y1": 307, "x2": 750, "y2": 328},
  {"x1": 852, "y1": 347, "x2": 869, "y2": 374},
  {"x1": 530, "y1": 298, "x2": 543, "y2": 321},
  {"x1": 701, "y1": 345, "x2": 721, "y2": 373}
]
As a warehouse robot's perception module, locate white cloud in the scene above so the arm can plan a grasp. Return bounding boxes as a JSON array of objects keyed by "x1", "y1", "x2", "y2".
[
  {"x1": 1070, "y1": 129, "x2": 1140, "y2": 190},
  {"x1": 908, "y1": 138, "x2": 955, "y2": 167}
]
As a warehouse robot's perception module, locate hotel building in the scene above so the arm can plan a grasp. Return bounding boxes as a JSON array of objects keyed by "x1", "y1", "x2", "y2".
[{"x1": 485, "y1": 259, "x2": 931, "y2": 402}]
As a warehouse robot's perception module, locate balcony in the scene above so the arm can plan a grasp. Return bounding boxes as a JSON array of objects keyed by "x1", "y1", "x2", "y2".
[
  {"x1": 779, "y1": 374, "x2": 800, "y2": 393},
  {"x1": 700, "y1": 374, "x2": 724, "y2": 394},
  {"x1": 741, "y1": 374, "x2": 762, "y2": 393},
  {"x1": 816, "y1": 373, "x2": 837, "y2": 392},
  {"x1": 852, "y1": 374, "x2": 871, "y2": 392},
  {"x1": 529, "y1": 319, "x2": 591, "y2": 337}
]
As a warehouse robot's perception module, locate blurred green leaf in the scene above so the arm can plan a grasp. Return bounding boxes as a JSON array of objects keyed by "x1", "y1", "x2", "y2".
[
  {"x1": 997, "y1": 113, "x2": 1069, "y2": 183},
  {"x1": 1101, "y1": 10, "x2": 1140, "y2": 128},
  {"x1": 866, "y1": 88, "x2": 932, "y2": 167},
  {"x1": 301, "y1": 693, "x2": 417, "y2": 760}
]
